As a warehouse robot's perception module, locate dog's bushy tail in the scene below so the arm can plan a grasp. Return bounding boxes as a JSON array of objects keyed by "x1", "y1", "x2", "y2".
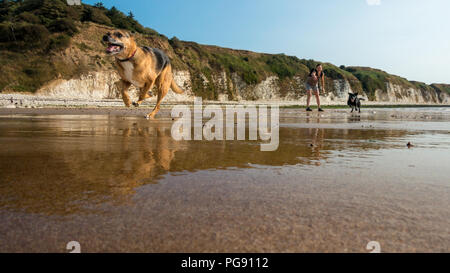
[{"x1": 171, "y1": 79, "x2": 185, "y2": 94}]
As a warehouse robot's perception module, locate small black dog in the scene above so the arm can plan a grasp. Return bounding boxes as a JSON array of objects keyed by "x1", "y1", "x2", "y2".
[{"x1": 347, "y1": 92, "x2": 365, "y2": 113}]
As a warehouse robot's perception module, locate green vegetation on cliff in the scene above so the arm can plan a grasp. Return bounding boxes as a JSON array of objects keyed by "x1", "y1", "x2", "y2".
[
  {"x1": 0, "y1": 0, "x2": 163, "y2": 92},
  {"x1": 431, "y1": 84, "x2": 450, "y2": 95},
  {"x1": 0, "y1": 0, "x2": 160, "y2": 51},
  {"x1": 341, "y1": 66, "x2": 414, "y2": 100},
  {"x1": 165, "y1": 39, "x2": 362, "y2": 99}
]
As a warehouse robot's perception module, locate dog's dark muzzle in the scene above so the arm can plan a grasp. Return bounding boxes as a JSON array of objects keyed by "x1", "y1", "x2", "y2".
[
  {"x1": 102, "y1": 35, "x2": 124, "y2": 54},
  {"x1": 102, "y1": 35, "x2": 116, "y2": 44}
]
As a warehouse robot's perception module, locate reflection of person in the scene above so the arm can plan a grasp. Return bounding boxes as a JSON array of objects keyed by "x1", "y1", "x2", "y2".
[
  {"x1": 309, "y1": 127, "x2": 324, "y2": 166},
  {"x1": 305, "y1": 64, "x2": 325, "y2": 112}
]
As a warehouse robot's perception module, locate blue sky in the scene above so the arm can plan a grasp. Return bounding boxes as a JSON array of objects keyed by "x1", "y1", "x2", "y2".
[{"x1": 84, "y1": 0, "x2": 450, "y2": 84}]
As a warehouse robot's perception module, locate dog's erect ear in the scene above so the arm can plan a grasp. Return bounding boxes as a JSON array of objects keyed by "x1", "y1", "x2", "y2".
[
  {"x1": 354, "y1": 92, "x2": 358, "y2": 96},
  {"x1": 348, "y1": 93, "x2": 353, "y2": 95},
  {"x1": 119, "y1": 31, "x2": 132, "y2": 38}
]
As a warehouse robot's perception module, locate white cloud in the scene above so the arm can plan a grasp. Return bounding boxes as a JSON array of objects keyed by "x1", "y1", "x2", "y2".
[{"x1": 366, "y1": 0, "x2": 381, "y2": 5}]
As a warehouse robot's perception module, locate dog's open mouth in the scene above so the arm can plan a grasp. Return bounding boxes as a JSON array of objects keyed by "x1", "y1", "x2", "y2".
[{"x1": 106, "y1": 43, "x2": 124, "y2": 54}]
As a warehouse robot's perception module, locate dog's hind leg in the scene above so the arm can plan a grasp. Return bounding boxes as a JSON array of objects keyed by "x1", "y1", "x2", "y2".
[
  {"x1": 146, "y1": 70, "x2": 171, "y2": 119},
  {"x1": 133, "y1": 80, "x2": 155, "y2": 107},
  {"x1": 115, "y1": 80, "x2": 132, "y2": 107},
  {"x1": 146, "y1": 87, "x2": 168, "y2": 119}
]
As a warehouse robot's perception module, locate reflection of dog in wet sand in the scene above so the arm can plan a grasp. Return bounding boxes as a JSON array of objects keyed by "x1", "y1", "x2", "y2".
[{"x1": 102, "y1": 30, "x2": 184, "y2": 119}]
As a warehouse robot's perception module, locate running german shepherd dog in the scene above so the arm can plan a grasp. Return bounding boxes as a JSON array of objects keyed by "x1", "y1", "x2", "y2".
[
  {"x1": 102, "y1": 30, "x2": 184, "y2": 119},
  {"x1": 347, "y1": 92, "x2": 365, "y2": 113}
]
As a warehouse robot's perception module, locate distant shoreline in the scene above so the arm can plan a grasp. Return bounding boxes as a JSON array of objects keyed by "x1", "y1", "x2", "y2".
[
  {"x1": 1, "y1": 105, "x2": 449, "y2": 119},
  {"x1": 281, "y1": 104, "x2": 450, "y2": 109},
  {"x1": 1, "y1": 93, "x2": 449, "y2": 110}
]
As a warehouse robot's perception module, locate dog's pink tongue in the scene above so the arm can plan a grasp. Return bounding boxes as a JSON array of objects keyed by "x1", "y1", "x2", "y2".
[{"x1": 106, "y1": 45, "x2": 118, "y2": 53}]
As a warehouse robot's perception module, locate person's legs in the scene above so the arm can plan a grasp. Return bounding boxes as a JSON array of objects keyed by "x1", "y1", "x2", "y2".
[
  {"x1": 314, "y1": 90, "x2": 321, "y2": 109},
  {"x1": 306, "y1": 89, "x2": 312, "y2": 107},
  {"x1": 306, "y1": 89, "x2": 313, "y2": 111}
]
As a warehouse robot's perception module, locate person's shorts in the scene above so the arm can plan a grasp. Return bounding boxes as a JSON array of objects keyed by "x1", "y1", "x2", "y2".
[{"x1": 305, "y1": 82, "x2": 319, "y2": 92}]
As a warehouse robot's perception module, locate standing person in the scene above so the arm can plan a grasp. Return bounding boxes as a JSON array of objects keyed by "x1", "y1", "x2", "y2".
[{"x1": 305, "y1": 64, "x2": 325, "y2": 111}]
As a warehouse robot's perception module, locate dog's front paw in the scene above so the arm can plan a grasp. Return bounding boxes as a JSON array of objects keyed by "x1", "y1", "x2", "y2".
[{"x1": 145, "y1": 114, "x2": 156, "y2": 120}]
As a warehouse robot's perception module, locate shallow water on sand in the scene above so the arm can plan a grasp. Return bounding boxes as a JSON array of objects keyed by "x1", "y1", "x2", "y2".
[{"x1": 0, "y1": 108, "x2": 449, "y2": 252}]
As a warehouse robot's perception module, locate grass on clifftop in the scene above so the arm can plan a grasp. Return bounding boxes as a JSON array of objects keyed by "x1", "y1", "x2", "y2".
[
  {"x1": 0, "y1": 0, "x2": 161, "y2": 52},
  {"x1": 0, "y1": 0, "x2": 162, "y2": 92},
  {"x1": 342, "y1": 66, "x2": 416, "y2": 100},
  {"x1": 431, "y1": 84, "x2": 450, "y2": 95}
]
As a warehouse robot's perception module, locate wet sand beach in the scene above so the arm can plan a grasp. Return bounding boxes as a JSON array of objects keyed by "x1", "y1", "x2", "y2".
[{"x1": 0, "y1": 107, "x2": 449, "y2": 252}]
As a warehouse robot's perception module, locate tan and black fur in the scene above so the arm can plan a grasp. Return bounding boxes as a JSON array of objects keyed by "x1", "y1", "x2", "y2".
[{"x1": 102, "y1": 30, "x2": 184, "y2": 119}]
